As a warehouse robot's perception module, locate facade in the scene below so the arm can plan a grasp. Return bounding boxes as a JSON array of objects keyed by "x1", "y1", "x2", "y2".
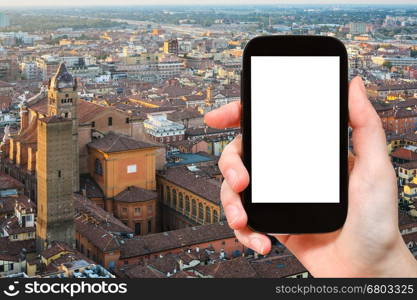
[
  {"x1": 157, "y1": 166, "x2": 223, "y2": 231},
  {"x1": 86, "y1": 131, "x2": 160, "y2": 234},
  {"x1": 36, "y1": 63, "x2": 78, "y2": 253},
  {"x1": 144, "y1": 112, "x2": 185, "y2": 143},
  {"x1": 163, "y1": 39, "x2": 179, "y2": 55}
]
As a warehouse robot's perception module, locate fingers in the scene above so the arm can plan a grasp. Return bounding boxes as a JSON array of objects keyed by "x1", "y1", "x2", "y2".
[
  {"x1": 349, "y1": 76, "x2": 390, "y2": 169},
  {"x1": 204, "y1": 101, "x2": 241, "y2": 129},
  {"x1": 221, "y1": 180, "x2": 247, "y2": 229},
  {"x1": 218, "y1": 135, "x2": 250, "y2": 193},
  {"x1": 234, "y1": 227, "x2": 271, "y2": 255}
]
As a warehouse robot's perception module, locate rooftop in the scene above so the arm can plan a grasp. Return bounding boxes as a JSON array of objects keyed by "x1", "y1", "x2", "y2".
[
  {"x1": 88, "y1": 131, "x2": 158, "y2": 153},
  {"x1": 114, "y1": 186, "x2": 157, "y2": 203}
]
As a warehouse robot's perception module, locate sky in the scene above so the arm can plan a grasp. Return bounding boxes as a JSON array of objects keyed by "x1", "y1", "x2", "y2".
[{"x1": 0, "y1": 0, "x2": 417, "y2": 7}]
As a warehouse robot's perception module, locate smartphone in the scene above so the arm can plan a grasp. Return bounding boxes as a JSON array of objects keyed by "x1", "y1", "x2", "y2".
[{"x1": 241, "y1": 35, "x2": 348, "y2": 234}]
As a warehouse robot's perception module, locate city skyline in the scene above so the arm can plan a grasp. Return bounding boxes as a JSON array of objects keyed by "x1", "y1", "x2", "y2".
[{"x1": 1, "y1": 0, "x2": 417, "y2": 8}]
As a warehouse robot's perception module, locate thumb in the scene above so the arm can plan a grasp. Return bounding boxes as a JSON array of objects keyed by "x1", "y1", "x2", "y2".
[{"x1": 348, "y1": 76, "x2": 390, "y2": 169}]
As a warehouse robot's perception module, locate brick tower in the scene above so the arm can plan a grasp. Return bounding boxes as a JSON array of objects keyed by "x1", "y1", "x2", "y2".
[{"x1": 36, "y1": 63, "x2": 78, "y2": 252}]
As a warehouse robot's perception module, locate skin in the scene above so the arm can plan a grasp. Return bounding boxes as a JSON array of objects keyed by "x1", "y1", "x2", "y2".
[{"x1": 204, "y1": 76, "x2": 417, "y2": 277}]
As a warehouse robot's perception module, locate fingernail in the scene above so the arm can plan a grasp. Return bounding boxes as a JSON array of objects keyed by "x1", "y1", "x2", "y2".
[
  {"x1": 251, "y1": 237, "x2": 264, "y2": 254},
  {"x1": 225, "y1": 169, "x2": 238, "y2": 189},
  {"x1": 227, "y1": 205, "x2": 240, "y2": 226}
]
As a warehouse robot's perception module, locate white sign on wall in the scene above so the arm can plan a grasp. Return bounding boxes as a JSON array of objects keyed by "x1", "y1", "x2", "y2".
[{"x1": 127, "y1": 164, "x2": 137, "y2": 174}]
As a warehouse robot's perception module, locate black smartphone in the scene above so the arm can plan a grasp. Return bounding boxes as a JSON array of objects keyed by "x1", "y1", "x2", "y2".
[{"x1": 241, "y1": 35, "x2": 348, "y2": 234}]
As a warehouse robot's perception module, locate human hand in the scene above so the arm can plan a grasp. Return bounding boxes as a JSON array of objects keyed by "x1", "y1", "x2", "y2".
[{"x1": 204, "y1": 76, "x2": 417, "y2": 277}]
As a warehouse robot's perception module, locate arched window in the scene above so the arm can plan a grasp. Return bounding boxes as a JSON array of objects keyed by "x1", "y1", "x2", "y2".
[
  {"x1": 179, "y1": 193, "x2": 183, "y2": 210},
  {"x1": 173, "y1": 189, "x2": 177, "y2": 208},
  {"x1": 213, "y1": 210, "x2": 219, "y2": 223},
  {"x1": 95, "y1": 159, "x2": 103, "y2": 176},
  {"x1": 198, "y1": 202, "x2": 204, "y2": 222},
  {"x1": 205, "y1": 206, "x2": 211, "y2": 223},
  {"x1": 166, "y1": 186, "x2": 171, "y2": 204},
  {"x1": 185, "y1": 196, "x2": 190, "y2": 215},
  {"x1": 191, "y1": 199, "x2": 197, "y2": 217}
]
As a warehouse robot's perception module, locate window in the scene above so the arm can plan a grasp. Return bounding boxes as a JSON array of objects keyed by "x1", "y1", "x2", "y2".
[
  {"x1": 172, "y1": 189, "x2": 177, "y2": 208},
  {"x1": 135, "y1": 223, "x2": 141, "y2": 235},
  {"x1": 26, "y1": 215, "x2": 32, "y2": 221},
  {"x1": 108, "y1": 117, "x2": 113, "y2": 126},
  {"x1": 126, "y1": 117, "x2": 130, "y2": 124},
  {"x1": 166, "y1": 187, "x2": 171, "y2": 204},
  {"x1": 147, "y1": 205, "x2": 152, "y2": 214},
  {"x1": 127, "y1": 164, "x2": 137, "y2": 174},
  {"x1": 12, "y1": 234, "x2": 17, "y2": 240},
  {"x1": 58, "y1": 170, "x2": 61, "y2": 178},
  {"x1": 179, "y1": 193, "x2": 183, "y2": 209},
  {"x1": 8, "y1": 263, "x2": 13, "y2": 271},
  {"x1": 213, "y1": 210, "x2": 219, "y2": 223},
  {"x1": 148, "y1": 220, "x2": 152, "y2": 233},
  {"x1": 122, "y1": 207, "x2": 128, "y2": 214},
  {"x1": 95, "y1": 159, "x2": 103, "y2": 176},
  {"x1": 205, "y1": 206, "x2": 211, "y2": 223},
  {"x1": 134, "y1": 207, "x2": 141, "y2": 215},
  {"x1": 192, "y1": 199, "x2": 197, "y2": 217},
  {"x1": 198, "y1": 202, "x2": 204, "y2": 221},
  {"x1": 0, "y1": 265, "x2": 3, "y2": 272},
  {"x1": 64, "y1": 112, "x2": 68, "y2": 118},
  {"x1": 91, "y1": 121, "x2": 95, "y2": 128},
  {"x1": 185, "y1": 196, "x2": 190, "y2": 214}
]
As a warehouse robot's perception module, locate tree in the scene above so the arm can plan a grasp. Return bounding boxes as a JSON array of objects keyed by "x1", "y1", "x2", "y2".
[{"x1": 383, "y1": 61, "x2": 393, "y2": 70}]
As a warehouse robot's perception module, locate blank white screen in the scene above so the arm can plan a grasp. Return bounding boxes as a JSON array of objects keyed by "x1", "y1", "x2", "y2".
[{"x1": 251, "y1": 56, "x2": 339, "y2": 203}]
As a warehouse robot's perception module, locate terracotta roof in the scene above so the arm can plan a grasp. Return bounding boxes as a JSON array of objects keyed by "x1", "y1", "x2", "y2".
[
  {"x1": 0, "y1": 237, "x2": 35, "y2": 262},
  {"x1": 403, "y1": 133, "x2": 417, "y2": 143},
  {"x1": 391, "y1": 148, "x2": 417, "y2": 161},
  {"x1": 77, "y1": 100, "x2": 108, "y2": 124},
  {"x1": 120, "y1": 222, "x2": 233, "y2": 259},
  {"x1": 194, "y1": 256, "x2": 257, "y2": 278},
  {"x1": 74, "y1": 193, "x2": 132, "y2": 234},
  {"x1": 0, "y1": 80, "x2": 13, "y2": 88},
  {"x1": 399, "y1": 161, "x2": 417, "y2": 170},
  {"x1": 27, "y1": 95, "x2": 48, "y2": 115},
  {"x1": 41, "y1": 241, "x2": 74, "y2": 259},
  {"x1": 158, "y1": 167, "x2": 221, "y2": 204},
  {"x1": 80, "y1": 175, "x2": 104, "y2": 199},
  {"x1": 88, "y1": 131, "x2": 158, "y2": 153},
  {"x1": 0, "y1": 173, "x2": 24, "y2": 190},
  {"x1": 249, "y1": 255, "x2": 307, "y2": 278},
  {"x1": 402, "y1": 231, "x2": 417, "y2": 245},
  {"x1": 27, "y1": 96, "x2": 113, "y2": 124},
  {"x1": 119, "y1": 264, "x2": 165, "y2": 278},
  {"x1": 114, "y1": 186, "x2": 157, "y2": 203},
  {"x1": 399, "y1": 210, "x2": 417, "y2": 230}
]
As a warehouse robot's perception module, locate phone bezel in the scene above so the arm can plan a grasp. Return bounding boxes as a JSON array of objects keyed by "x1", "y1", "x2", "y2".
[{"x1": 241, "y1": 35, "x2": 348, "y2": 234}]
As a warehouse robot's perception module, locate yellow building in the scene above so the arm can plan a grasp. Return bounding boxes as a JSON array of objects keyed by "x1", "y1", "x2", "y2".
[
  {"x1": 157, "y1": 167, "x2": 223, "y2": 231},
  {"x1": 402, "y1": 176, "x2": 417, "y2": 203},
  {"x1": 86, "y1": 131, "x2": 160, "y2": 236}
]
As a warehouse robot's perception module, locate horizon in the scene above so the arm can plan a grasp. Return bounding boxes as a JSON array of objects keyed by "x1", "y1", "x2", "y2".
[{"x1": 1, "y1": 1, "x2": 417, "y2": 9}]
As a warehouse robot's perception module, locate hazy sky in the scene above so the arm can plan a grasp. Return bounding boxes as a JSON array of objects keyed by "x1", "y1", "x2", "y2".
[{"x1": 0, "y1": 0, "x2": 417, "y2": 7}]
